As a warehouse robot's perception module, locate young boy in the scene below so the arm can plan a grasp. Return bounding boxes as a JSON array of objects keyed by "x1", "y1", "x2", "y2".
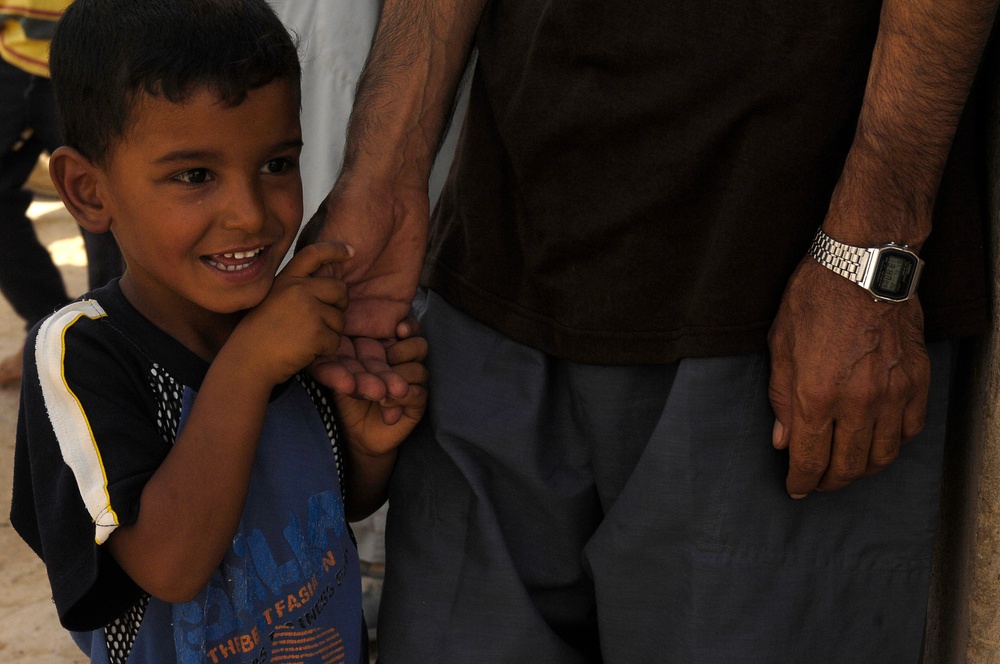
[{"x1": 9, "y1": 1, "x2": 426, "y2": 662}]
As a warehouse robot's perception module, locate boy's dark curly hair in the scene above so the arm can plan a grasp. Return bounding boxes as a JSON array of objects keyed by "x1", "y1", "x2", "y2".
[{"x1": 51, "y1": 0, "x2": 301, "y2": 165}]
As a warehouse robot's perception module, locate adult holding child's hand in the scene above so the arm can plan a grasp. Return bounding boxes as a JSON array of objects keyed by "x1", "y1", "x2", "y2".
[
  {"x1": 297, "y1": 0, "x2": 480, "y2": 408},
  {"x1": 297, "y1": 175, "x2": 427, "y2": 405}
]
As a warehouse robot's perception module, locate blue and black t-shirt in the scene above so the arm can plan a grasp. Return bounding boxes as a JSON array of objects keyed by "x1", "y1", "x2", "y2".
[{"x1": 11, "y1": 279, "x2": 364, "y2": 663}]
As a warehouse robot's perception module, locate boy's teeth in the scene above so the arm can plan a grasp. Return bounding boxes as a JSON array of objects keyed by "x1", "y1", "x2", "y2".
[
  {"x1": 223, "y1": 248, "x2": 261, "y2": 260},
  {"x1": 207, "y1": 259, "x2": 252, "y2": 271},
  {"x1": 206, "y1": 247, "x2": 264, "y2": 272}
]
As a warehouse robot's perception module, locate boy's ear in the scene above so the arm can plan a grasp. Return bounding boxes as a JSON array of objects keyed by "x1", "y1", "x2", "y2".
[{"x1": 48, "y1": 146, "x2": 113, "y2": 234}]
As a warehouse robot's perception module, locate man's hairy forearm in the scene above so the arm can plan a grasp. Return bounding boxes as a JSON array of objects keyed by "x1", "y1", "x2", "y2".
[
  {"x1": 827, "y1": 0, "x2": 998, "y2": 246},
  {"x1": 342, "y1": 0, "x2": 487, "y2": 183}
]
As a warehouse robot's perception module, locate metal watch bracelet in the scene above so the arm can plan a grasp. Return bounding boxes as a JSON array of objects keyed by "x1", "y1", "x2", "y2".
[{"x1": 807, "y1": 227, "x2": 924, "y2": 302}]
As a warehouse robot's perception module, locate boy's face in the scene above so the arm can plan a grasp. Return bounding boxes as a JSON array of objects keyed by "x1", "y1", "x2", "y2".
[{"x1": 99, "y1": 79, "x2": 303, "y2": 340}]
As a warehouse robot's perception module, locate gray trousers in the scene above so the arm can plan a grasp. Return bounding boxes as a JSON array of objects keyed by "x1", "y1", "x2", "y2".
[{"x1": 379, "y1": 290, "x2": 951, "y2": 663}]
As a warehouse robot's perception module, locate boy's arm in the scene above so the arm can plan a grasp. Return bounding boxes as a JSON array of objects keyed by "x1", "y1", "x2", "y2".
[
  {"x1": 107, "y1": 244, "x2": 350, "y2": 603},
  {"x1": 335, "y1": 332, "x2": 428, "y2": 521},
  {"x1": 12, "y1": 307, "x2": 155, "y2": 630}
]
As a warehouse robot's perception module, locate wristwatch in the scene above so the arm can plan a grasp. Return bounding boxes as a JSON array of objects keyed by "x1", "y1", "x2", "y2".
[{"x1": 807, "y1": 227, "x2": 924, "y2": 303}]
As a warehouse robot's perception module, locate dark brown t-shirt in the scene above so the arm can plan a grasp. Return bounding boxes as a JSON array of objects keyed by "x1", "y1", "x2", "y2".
[{"x1": 423, "y1": 1, "x2": 990, "y2": 365}]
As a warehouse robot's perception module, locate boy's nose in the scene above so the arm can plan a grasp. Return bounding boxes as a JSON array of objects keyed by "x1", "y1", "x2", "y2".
[{"x1": 220, "y1": 178, "x2": 267, "y2": 232}]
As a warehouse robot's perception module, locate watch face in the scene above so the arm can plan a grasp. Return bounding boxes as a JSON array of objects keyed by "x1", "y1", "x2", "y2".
[{"x1": 871, "y1": 249, "x2": 918, "y2": 300}]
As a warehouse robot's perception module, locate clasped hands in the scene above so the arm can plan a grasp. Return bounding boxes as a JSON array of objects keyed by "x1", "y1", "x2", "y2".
[{"x1": 296, "y1": 179, "x2": 429, "y2": 426}]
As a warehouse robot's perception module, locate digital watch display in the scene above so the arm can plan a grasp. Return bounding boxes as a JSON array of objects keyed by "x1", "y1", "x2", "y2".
[
  {"x1": 869, "y1": 249, "x2": 918, "y2": 301},
  {"x1": 808, "y1": 228, "x2": 924, "y2": 303}
]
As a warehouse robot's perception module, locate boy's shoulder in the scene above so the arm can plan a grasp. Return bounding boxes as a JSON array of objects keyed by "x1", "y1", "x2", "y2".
[
  {"x1": 25, "y1": 281, "x2": 136, "y2": 390},
  {"x1": 30, "y1": 291, "x2": 114, "y2": 359},
  {"x1": 30, "y1": 280, "x2": 118, "y2": 336},
  {"x1": 21, "y1": 279, "x2": 207, "y2": 460},
  {"x1": 28, "y1": 280, "x2": 134, "y2": 365},
  {"x1": 27, "y1": 279, "x2": 208, "y2": 394}
]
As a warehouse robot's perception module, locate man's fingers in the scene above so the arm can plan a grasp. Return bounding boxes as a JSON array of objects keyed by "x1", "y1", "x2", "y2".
[
  {"x1": 376, "y1": 335, "x2": 429, "y2": 425},
  {"x1": 309, "y1": 335, "x2": 369, "y2": 395},
  {"x1": 786, "y1": 417, "x2": 833, "y2": 499},
  {"x1": 310, "y1": 357, "x2": 357, "y2": 395},
  {"x1": 371, "y1": 369, "x2": 409, "y2": 401},
  {"x1": 354, "y1": 337, "x2": 409, "y2": 400},
  {"x1": 386, "y1": 337, "x2": 428, "y2": 366},
  {"x1": 396, "y1": 317, "x2": 421, "y2": 339},
  {"x1": 353, "y1": 373, "x2": 390, "y2": 402},
  {"x1": 281, "y1": 241, "x2": 354, "y2": 279},
  {"x1": 344, "y1": 297, "x2": 414, "y2": 338},
  {"x1": 865, "y1": 414, "x2": 903, "y2": 476},
  {"x1": 768, "y1": 358, "x2": 793, "y2": 450},
  {"x1": 373, "y1": 360, "x2": 428, "y2": 425},
  {"x1": 817, "y1": 419, "x2": 872, "y2": 492},
  {"x1": 389, "y1": 361, "x2": 428, "y2": 386},
  {"x1": 901, "y1": 380, "x2": 929, "y2": 442},
  {"x1": 310, "y1": 334, "x2": 419, "y2": 403}
]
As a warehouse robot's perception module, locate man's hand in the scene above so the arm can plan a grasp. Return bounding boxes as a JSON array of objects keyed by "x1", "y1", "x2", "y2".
[
  {"x1": 764, "y1": 0, "x2": 997, "y2": 499},
  {"x1": 298, "y1": 175, "x2": 430, "y2": 402},
  {"x1": 767, "y1": 257, "x2": 931, "y2": 499},
  {"x1": 298, "y1": 175, "x2": 429, "y2": 339},
  {"x1": 294, "y1": 0, "x2": 486, "y2": 403}
]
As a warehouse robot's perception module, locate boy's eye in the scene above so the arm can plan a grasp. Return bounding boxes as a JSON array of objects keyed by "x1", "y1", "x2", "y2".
[
  {"x1": 262, "y1": 158, "x2": 296, "y2": 175},
  {"x1": 174, "y1": 169, "x2": 212, "y2": 184}
]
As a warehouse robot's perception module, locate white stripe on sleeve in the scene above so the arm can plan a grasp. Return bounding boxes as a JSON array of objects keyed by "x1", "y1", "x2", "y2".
[{"x1": 35, "y1": 300, "x2": 119, "y2": 545}]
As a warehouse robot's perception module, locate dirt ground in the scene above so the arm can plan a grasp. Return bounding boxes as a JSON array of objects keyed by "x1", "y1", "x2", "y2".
[{"x1": 0, "y1": 191, "x2": 90, "y2": 662}]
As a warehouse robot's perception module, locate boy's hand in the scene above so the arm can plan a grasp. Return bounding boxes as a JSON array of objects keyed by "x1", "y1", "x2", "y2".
[
  {"x1": 334, "y1": 324, "x2": 428, "y2": 455},
  {"x1": 230, "y1": 242, "x2": 351, "y2": 386}
]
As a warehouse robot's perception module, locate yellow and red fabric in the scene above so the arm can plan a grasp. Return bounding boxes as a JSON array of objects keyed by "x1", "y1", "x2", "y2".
[{"x1": 0, "y1": 0, "x2": 71, "y2": 77}]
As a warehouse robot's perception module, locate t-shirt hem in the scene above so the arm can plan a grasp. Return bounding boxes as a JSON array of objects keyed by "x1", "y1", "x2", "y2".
[{"x1": 423, "y1": 273, "x2": 990, "y2": 365}]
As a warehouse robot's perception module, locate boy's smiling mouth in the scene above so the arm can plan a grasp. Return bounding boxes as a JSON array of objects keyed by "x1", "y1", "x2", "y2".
[{"x1": 205, "y1": 246, "x2": 266, "y2": 272}]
